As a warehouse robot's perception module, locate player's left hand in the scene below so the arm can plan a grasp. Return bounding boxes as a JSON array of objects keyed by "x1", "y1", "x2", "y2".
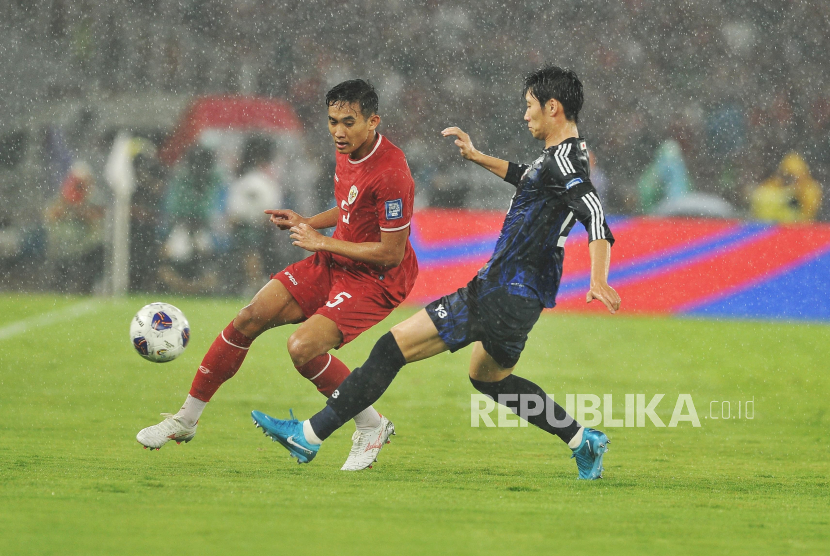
[
  {"x1": 289, "y1": 223, "x2": 328, "y2": 252},
  {"x1": 441, "y1": 127, "x2": 479, "y2": 161},
  {"x1": 586, "y1": 281, "x2": 621, "y2": 314}
]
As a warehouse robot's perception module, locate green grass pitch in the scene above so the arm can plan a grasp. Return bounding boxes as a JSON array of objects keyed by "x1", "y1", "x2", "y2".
[{"x1": 0, "y1": 293, "x2": 828, "y2": 555}]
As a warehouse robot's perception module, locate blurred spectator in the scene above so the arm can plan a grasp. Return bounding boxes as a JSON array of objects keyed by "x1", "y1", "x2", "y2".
[
  {"x1": 588, "y1": 149, "x2": 610, "y2": 202},
  {"x1": 129, "y1": 145, "x2": 167, "y2": 292},
  {"x1": 637, "y1": 141, "x2": 693, "y2": 213},
  {"x1": 159, "y1": 147, "x2": 224, "y2": 294},
  {"x1": 4, "y1": 0, "x2": 830, "y2": 299},
  {"x1": 42, "y1": 162, "x2": 105, "y2": 293},
  {"x1": 429, "y1": 163, "x2": 470, "y2": 208},
  {"x1": 226, "y1": 135, "x2": 281, "y2": 296},
  {"x1": 750, "y1": 153, "x2": 822, "y2": 222}
]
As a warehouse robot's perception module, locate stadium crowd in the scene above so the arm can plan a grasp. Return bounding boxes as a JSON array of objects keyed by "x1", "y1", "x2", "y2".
[{"x1": 1, "y1": 0, "x2": 828, "y2": 294}]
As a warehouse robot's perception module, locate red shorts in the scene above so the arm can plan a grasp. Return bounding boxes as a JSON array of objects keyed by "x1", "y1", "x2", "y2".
[{"x1": 272, "y1": 252, "x2": 400, "y2": 347}]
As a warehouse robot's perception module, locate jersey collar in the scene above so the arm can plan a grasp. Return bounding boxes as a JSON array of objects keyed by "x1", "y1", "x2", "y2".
[
  {"x1": 544, "y1": 136, "x2": 582, "y2": 153},
  {"x1": 348, "y1": 134, "x2": 383, "y2": 164}
]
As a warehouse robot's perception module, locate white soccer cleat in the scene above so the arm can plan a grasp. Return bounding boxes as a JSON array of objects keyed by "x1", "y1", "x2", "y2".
[
  {"x1": 341, "y1": 415, "x2": 395, "y2": 471},
  {"x1": 136, "y1": 413, "x2": 197, "y2": 450}
]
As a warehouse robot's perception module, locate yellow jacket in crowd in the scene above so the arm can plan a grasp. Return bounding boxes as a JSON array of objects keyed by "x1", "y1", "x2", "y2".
[{"x1": 751, "y1": 152, "x2": 822, "y2": 222}]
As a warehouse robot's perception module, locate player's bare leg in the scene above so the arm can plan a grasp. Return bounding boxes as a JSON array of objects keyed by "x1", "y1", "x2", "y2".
[
  {"x1": 285, "y1": 314, "x2": 343, "y2": 368},
  {"x1": 138, "y1": 279, "x2": 304, "y2": 450},
  {"x1": 390, "y1": 309, "x2": 451, "y2": 363},
  {"x1": 467, "y1": 342, "x2": 514, "y2": 383},
  {"x1": 233, "y1": 279, "x2": 306, "y2": 339}
]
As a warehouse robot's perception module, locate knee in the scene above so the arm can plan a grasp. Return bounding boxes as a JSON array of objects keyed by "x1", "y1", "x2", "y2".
[
  {"x1": 234, "y1": 304, "x2": 266, "y2": 338},
  {"x1": 469, "y1": 367, "x2": 513, "y2": 383},
  {"x1": 287, "y1": 332, "x2": 319, "y2": 368},
  {"x1": 470, "y1": 375, "x2": 509, "y2": 399},
  {"x1": 468, "y1": 367, "x2": 488, "y2": 382}
]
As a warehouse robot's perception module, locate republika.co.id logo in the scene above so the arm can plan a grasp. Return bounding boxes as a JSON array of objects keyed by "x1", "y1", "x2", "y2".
[{"x1": 470, "y1": 394, "x2": 755, "y2": 428}]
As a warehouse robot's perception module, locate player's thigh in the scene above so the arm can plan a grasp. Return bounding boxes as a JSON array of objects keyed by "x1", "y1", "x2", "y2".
[
  {"x1": 391, "y1": 309, "x2": 449, "y2": 363},
  {"x1": 468, "y1": 342, "x2": 514, "y2": 382},
  {"x1": 287, "y1": 314, "x2": 343, "y2": 365},
  {"x1": 235, "y1": 279, "x2": 305, "y2": 337}
]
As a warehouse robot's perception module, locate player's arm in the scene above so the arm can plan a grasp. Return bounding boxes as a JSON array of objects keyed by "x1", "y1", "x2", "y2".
[
  {"x1": 289, "y1": 166, "x2": 414, "y2": 267},
  {"x1": 287, "y1": 225, "x2": 408, "y2": 268},
  {"x1": 587, "y1": 238, "x2": 620, "y2": 313},
  {"x1": 441, "y1": 127, "x2": 515, "y2": 180},
  {"x1": 563, "y1": 177, "x2": 620, "y2": 313},
  {"x1": 265, "y1": 207, "x2": 339, "y2": 231}
]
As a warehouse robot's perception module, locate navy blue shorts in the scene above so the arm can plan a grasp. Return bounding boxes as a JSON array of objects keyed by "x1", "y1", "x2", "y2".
[{"x1": 425, "y1": 277, "x2": 543, "y2": 369}]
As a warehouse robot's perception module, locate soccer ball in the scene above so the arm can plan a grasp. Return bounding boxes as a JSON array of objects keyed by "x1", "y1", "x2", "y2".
[{"x1": 129, "y1": 302, "x2": 190, "y2": 363}]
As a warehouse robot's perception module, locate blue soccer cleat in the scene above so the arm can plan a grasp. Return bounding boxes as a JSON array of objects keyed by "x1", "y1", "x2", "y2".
[
  {"x1": 251, "y1": 409, "x2": 320, "y2": 464},
  {"x1": 571, "y1": 428, "x2": 610, "y2": 480}
]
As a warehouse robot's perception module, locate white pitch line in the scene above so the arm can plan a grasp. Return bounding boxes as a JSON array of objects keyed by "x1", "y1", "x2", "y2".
[{"x1": 0, "y1": 299, "x2": 102, "y2": 341}]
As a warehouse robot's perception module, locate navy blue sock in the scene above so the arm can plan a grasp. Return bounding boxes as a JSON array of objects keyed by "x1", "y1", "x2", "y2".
[
  {"x1": 470, "y1": 375, "x2": 581, "y2": 444},
  {"x1": 309, "y1": 332, "x2": 406, "y2": 441}
]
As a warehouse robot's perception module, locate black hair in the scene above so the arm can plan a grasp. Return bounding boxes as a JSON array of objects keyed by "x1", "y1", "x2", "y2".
[
  {"x1": 524, "y1": 65, "x2": 584, "y2": 123},
  {"x1": 325, "y1": 79, "x2": 379, "y2": 118}
]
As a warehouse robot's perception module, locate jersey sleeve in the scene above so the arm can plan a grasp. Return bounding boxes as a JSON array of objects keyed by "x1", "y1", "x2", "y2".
[
  {"x1": 504, "y1": 162, "x2": 529, "y2": 187},
  {"x1": 541, "y1": 143, "x2": 614, "y2": 245},
  {"x1": 374, "y1": 168, "x2": 415, "y2": 232},
  {"x1": 566, "y1": 182, "x2": 614, "y2": 245}
]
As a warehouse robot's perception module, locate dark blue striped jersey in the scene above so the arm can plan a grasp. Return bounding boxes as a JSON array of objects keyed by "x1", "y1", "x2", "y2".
[{"x1": 477, "y1": 137, "x2": 614, "y2": 308}]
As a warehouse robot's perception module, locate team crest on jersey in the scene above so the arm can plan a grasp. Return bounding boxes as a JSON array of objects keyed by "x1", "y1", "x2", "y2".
[{"x1": 348, "y1": 185, "x2": 359, "y2": 204}]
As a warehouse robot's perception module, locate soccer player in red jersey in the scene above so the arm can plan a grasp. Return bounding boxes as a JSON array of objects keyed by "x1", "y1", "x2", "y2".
[{"x1": 137, "y1": 80, "x2": 418, "y2": 470}]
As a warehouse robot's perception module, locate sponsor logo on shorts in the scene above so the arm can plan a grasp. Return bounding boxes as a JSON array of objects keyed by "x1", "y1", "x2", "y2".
[
  {"x1": 326, "y1": 291, "x2": 352, "y2": 308},
  {"x1": 565, "y1": 177, "x2": 583, "y2": 190},
  {"x1": 199, "y1": 366, "x2": 211, "y2": 374},
  {"x1": 385, "y1": 198, "x2": 403, "y2": 220},
  {"x1": 284, "y1": 271, "x2": 298, "y2": 285}
]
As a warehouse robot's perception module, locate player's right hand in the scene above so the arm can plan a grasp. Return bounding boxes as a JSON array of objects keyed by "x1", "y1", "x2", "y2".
[
  {"x1": 265, "y1": 209, "x2": 305, "y2": 230},
  {"x1": 441, "y1": 127, "x2": 478, "y2": 161},
  {"x1": 586, "y1": 281, "x2": 621, "y2": 314}
]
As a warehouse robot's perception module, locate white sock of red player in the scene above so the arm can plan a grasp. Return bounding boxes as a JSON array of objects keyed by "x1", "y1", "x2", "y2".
[
  {"x1": 176, "y1": 394, "x2": 207, "y2": 428},
  {"x1": 352, "y1": 406, "x2": 382, "y2": 431}
]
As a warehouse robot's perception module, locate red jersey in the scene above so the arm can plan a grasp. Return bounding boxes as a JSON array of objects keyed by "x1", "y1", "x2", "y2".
[{"x1": 331, "y1": 133, "x2": 418, "y2": 302}]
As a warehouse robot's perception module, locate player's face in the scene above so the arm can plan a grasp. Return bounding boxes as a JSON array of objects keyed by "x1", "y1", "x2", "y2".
[
  {"x1": 524, "y1": 91, "x2": 549, "y2": 141},
  {"x1": 328, "y1": 102, "x2": 380, "y2": 157}
]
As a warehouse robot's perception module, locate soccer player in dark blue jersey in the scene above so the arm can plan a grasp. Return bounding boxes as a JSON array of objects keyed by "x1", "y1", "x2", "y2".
[{"x1": 251, "y1": 65, "x2": 621, "y2": 479}]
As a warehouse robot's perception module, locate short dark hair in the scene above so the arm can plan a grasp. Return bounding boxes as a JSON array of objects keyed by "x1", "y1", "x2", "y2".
[
  {"x1": 524, "y1": 65, "x2": 584, "y2": 123},
  {"x1": 325, "y1": 79, "x2": 379, "y2": 118}
]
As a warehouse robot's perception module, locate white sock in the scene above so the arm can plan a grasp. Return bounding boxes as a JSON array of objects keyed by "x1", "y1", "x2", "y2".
[
  {"x1": 353, "y1": 405, "x2": 382, "y2": 431},
  {"x1": 175, "y1": 395, "x2": 207, "y2": 428},
  {"x1": 567, "y1": 427, "x2": 585, "y2": 450},
  {"x1": 302, "y1": 420, "x2": 322, "y2": 445}
]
